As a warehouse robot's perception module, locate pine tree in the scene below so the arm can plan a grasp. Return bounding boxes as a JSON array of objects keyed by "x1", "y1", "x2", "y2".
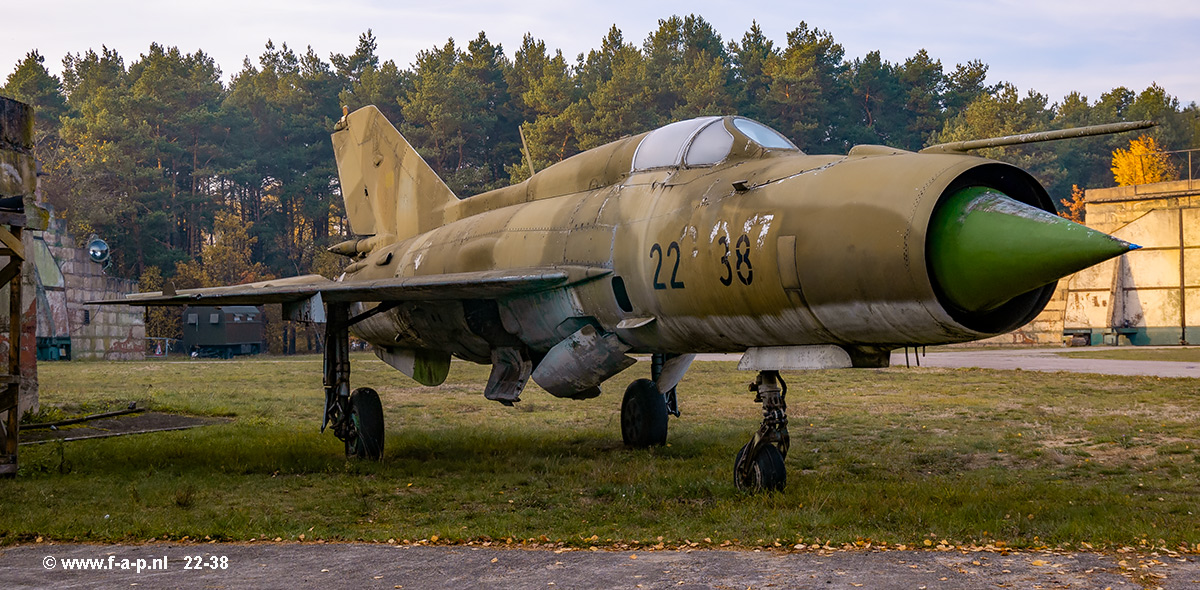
[{"x1": 1, "y1": 50, "x2": 68, "y2": 134}]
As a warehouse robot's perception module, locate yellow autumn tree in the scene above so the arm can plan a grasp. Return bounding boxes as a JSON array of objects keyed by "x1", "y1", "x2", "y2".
[
  {"x1": 1059, "y1": 184, "x2": 1085, "y2": 223},
  {"x1": 1111, "y1": 135, "x2": 1178, "y2": 186}
]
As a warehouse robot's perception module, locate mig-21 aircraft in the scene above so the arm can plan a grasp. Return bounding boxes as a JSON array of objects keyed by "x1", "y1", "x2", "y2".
[{"x1": 98, "y1": 106, "x2": 1148, "y2": 491}]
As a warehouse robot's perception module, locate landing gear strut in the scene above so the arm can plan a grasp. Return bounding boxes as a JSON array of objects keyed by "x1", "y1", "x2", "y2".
[
  {"x1": 733, "y1": 370, "x2": 789, "y2": 492},
  {"x1": 322, "y1": 303, "x2": 385, "y2": 459}
]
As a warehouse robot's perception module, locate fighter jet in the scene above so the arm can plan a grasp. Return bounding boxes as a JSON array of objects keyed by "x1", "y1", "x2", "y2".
[{"x1": 98, "y1": 106, "x2": 1147, "y2": 491}]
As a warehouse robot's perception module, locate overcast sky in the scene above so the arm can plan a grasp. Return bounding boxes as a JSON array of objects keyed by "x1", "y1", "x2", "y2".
[{"x1": 3, "y1": 0, "x2": 1198, "y2": 107}]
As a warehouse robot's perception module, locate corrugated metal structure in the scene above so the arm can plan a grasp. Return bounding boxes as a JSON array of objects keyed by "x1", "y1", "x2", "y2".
[{"x1": 1063, "y1": 178, "x2": 1200, "y2": 345}]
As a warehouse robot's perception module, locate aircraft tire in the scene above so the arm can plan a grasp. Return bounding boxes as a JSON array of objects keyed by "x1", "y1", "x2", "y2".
[
  {"x1": 621, "y1": 379, "x2": 668, "y2": 447},
  {"x1": 734, "y1": 442, "x2": 786, "y2": 492},
  {"x1": 346, "y1": 387, "x2": 385, "y2": 460}
]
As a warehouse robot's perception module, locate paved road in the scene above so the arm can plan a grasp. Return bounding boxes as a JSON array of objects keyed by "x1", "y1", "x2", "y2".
[
  {"x1": 691, "y1": 347, "x2": 1200, "y2": 378},
  {"x1": 891, "y1": 347, "x2": 1200, "y2": 378},
  {"x1": 3, "y1": 543, "x2": 1196, "y2": 589}
]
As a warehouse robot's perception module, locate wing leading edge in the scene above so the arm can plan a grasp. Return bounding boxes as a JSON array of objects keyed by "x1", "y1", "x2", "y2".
[{"x1": 90, "y1": 266, "x2": 612, "y2": 307}]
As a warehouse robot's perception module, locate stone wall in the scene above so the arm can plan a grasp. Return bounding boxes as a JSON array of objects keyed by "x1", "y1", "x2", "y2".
[
  {"x1": 1060, "y1": 180, "x2": 1200, "y2": 346},
  {"x1": 38, "y1": 218, "x2": 144, "y2": 360},
  {"x1": 957, "y1": 180, "x2": 1200, "y2": 348}
]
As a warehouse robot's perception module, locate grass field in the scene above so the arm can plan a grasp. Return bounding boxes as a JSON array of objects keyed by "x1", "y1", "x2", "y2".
[
  {"x1": 1057, "y1": 347, "x2": 1200, "y2": 363},
  {"x1": 3, "y1": 354, "x2": 1199, "y2": 551}
]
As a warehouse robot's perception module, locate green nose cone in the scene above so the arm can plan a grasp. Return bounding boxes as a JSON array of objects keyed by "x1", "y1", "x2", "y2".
[{"x1": 928, "y1": 186, "x2": 1138, "y2": 313}]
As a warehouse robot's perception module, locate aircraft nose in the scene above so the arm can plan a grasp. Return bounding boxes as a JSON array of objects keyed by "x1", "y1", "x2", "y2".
[{"x1": 926, "y1": 186, "x2": 1138, "y2": 313}]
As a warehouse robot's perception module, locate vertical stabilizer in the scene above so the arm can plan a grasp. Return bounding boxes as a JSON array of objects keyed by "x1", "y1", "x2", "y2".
[{"x1": 331, "y1": 105, "x2": 457, "y2": 241}]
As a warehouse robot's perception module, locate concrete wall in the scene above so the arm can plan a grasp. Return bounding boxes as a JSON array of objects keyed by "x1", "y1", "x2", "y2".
[
  {"x1": 37, "y1": 218, "x2": 144, "y2": 360},
  {"x1": 1062, "y1": 181, "x2": 1200, "y2": 345}
]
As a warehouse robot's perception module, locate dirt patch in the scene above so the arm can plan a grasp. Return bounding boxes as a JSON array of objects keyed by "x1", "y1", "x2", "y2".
[
  {"x1": 1036, "y1": 433, "x2": 1195, "y2": 465},
  {"x1": 19, "y1": 413, "x2": 230, "y2": 444}
]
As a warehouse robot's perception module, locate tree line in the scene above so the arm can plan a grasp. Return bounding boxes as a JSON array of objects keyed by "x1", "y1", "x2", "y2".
[{"x1": 2, "y1": 15, "x2": 1198, "y2": 345}]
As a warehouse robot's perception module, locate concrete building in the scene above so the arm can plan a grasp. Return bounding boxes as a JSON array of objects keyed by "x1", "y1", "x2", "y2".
[
  {"x1": 30, "y1": 215, "x2": 145, "y2": 360},
  {"x1": 1062, "y1": 178, "x2": 1200, "y2": 345}
]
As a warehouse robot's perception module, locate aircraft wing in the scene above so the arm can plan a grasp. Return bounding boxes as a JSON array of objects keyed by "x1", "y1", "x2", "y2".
[{"x1": 91, "y1": 266, "x2": 611, "y2": 306}]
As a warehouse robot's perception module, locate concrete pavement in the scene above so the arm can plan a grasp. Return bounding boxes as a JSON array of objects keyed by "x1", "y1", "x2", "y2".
[
  {"x1": 690, "y1": 347, "x2": 1200, "y2": 378},
  {"x1": 3, "y1": 543, "x2": 1196, "y2": 589},
  {"x1": 891, "y1": 346, "x2": 1200, "y2": 378}
]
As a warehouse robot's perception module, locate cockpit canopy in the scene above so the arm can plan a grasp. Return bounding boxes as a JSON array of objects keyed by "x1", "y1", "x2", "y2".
[{"x1": 631, "y1": 116, "x2": 799, "y2": 172}]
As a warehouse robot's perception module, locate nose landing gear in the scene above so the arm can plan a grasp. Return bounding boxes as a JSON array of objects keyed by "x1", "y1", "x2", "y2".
[{"x1": 734, "y1": 370, "x2": 789, "y2": 492}]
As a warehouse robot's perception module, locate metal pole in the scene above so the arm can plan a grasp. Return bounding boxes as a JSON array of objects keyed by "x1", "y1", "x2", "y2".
[{"x1": 1181, "y1": 208, "x2": 1188, "y2": 345}]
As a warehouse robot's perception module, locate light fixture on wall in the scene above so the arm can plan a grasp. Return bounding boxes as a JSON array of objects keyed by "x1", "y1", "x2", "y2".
[{"x1": 86, "y1": 234, "x2": 111, "y2": 272}]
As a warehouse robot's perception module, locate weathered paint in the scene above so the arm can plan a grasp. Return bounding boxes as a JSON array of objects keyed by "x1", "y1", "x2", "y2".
[
  {"x1": 323, "y1": 109, "x2": 1128, "y2": 374},
  {"x1": 101, "y1": 106, "x2": 1137, "y2": 400}
]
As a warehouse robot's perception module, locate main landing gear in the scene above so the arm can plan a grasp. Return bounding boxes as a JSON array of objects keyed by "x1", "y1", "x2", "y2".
[
  {"x1": 733, "y1": 370, "x2": 789, "y2": 492},
  {"x1": 620, "y1": 353, "x2": 683, "y2": 448},
  {"x1": 621, "y1": 379, "x2": 667, "y2": 447},
  {"x1": 322, "y1": 303, "x2": 386, "y2": 460}
]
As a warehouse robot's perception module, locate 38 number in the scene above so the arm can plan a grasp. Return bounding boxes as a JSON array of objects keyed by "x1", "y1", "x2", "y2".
[
  {"x1": 719, "y1": 235, "x2": 753, "y2": 286},
  {"x1": 735, "y1": 234, "x2": 753, "y2": 285}
]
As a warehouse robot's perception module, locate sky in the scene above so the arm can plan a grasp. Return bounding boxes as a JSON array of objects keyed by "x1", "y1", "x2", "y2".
[{"x1": 2, "y1": 0, "x2": 1198, "y2": 107}]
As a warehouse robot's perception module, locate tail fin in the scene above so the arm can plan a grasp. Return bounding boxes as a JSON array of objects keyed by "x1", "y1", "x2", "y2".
[{"x1": 331, "y1": 105, "x2": 457, "y2": 241}]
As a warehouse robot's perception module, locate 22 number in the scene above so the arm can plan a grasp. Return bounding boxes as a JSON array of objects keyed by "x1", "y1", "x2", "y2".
[{"x1": 650, "y1": 242, "x2": 685, "y2": 290}]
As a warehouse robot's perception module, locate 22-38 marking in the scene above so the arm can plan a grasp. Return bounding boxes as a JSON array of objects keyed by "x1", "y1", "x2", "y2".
[{"x1": 650, "y1": 233, "x2": 754, "y2": 290}]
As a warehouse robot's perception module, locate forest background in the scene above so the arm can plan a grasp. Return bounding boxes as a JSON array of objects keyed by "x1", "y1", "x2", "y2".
[{"x1": 2, "y1": 15, "x2": 1198, "y2": 350}]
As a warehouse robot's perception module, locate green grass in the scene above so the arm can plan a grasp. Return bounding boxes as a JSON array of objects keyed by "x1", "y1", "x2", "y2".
[
  {"x1": 3, "y1": 354, "x2": 1199, "y2": 551},
  {"x1": 1057, "y1": 347, "x2": 1200, "y2": 363}
]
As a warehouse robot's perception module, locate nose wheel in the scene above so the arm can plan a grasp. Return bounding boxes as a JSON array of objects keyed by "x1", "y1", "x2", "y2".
[{"x1": 734, "y1": 370, "x2": 789, "y2": 492}]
